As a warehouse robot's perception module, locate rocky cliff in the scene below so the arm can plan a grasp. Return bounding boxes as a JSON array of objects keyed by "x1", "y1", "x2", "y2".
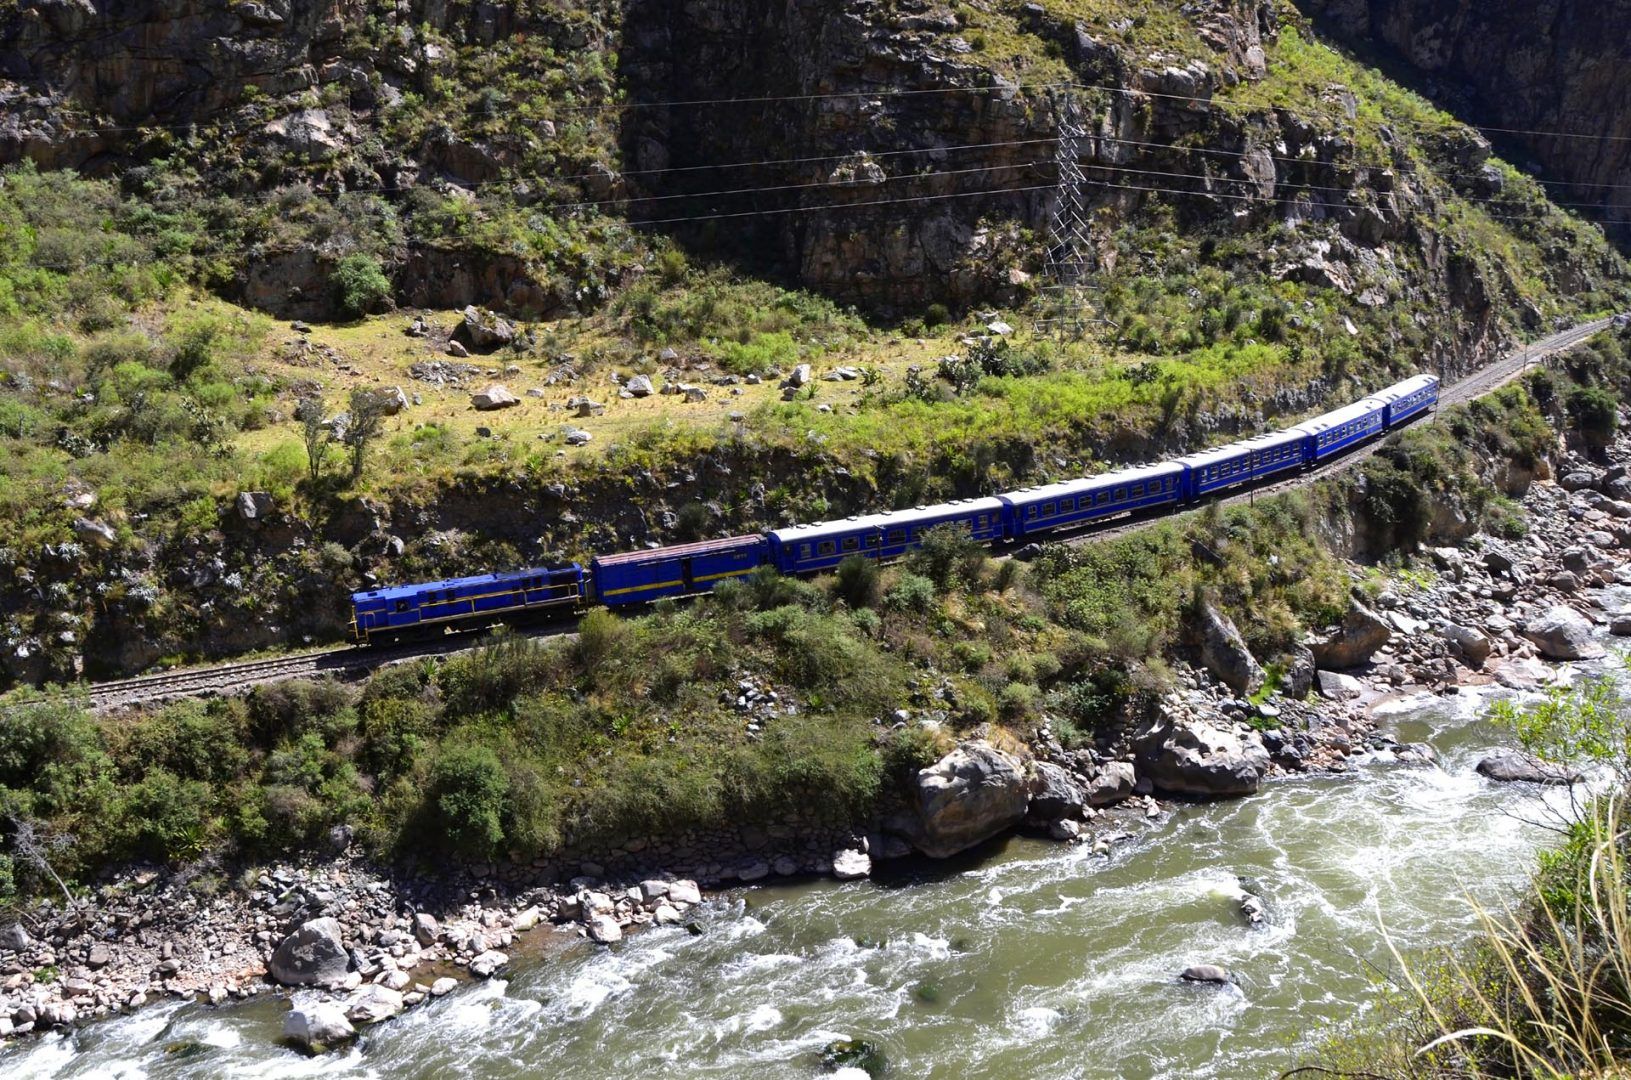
[{"x1": 1298, "y1": 0, "x2": 1631, "y2": 239}]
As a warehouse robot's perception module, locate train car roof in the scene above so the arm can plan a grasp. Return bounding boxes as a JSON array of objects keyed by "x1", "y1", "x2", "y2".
[
  {"x1": 352, "y1": 565, "x2": 578, "y2": 603},
  {"x1": 592, "y1": 535, "x2": 764, "y2": 567},
  {"x1": 1289, "y1": 396, "x2": 1385, "y2": 435},
  {"x1": 1175, "y1": 428, "x2": 1304, "y2": 469},
  {"x1": 1367, "y1": 373, "x2": 1440, "y2": 401},
  {"x1": 999, "y1": 461, "x2": 1183, "y2": 506},
  {"x1": 768, "y1": 496, "x2": 1007, "y2": 543}
]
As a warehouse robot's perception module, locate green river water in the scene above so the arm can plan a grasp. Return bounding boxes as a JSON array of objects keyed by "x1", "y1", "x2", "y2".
[{"x1": 0, "y1": 685, "x2": 1598, "y2": 1080}]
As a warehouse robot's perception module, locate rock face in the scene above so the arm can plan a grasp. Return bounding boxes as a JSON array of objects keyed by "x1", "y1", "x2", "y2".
[
  {"x1": 1194, "y1": 601, "x2": 1265, "y2": 696},
  {"x1": 1301, "y1": 0, "x2": 1631, "y2": 240},
  {"x1": 1137, "y1": 711, "x2": 1271, "y2": 798},
  {"x1": 1309, "y1": 601, "x2": 1392, "y2": 669},
  {"x1": 1522, "y1": 605, "x2": 1606, "y2": 660},
  {"x1": 900, "y1": 741, "x2": 1030, "y2": 858},
  {"x1": 1476, "y1": 752, "x2": 1582, "y2": 786},
  {"x1": 283, "y1": 1002, "x2": 355, "y2": 1052},
  {"x1": 268, "y1": 917, "x2": 349, "y2": 987}
]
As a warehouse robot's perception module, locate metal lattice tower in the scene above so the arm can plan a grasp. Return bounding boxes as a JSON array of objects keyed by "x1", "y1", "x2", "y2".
[{"x1": 1038, "y1": 93, "x2": 1102, "y2": 340}]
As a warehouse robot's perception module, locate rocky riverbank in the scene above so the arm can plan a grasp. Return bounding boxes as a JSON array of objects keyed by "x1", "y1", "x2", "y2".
[{"x1": 2, "y1": 428, "x2": 1627, "y2": 1052}]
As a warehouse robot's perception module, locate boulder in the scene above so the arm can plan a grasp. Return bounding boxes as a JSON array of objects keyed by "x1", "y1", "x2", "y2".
[
  {"x1": 282, "y1": 1002, "x2": 355, "y2": 1053},
  {"x1": 429, "y1": 977, "x2": 458, "y2": 997},
  {"x1": 73, "y1": 517, "x2": 117, "y2": 549},
  {"x1": 378, "y1": 385, "x2": 410, "y2": 415},
  {"x1": 1440, "y1": 624, "x2": 1492, "y2": 669},
  {"x1": 1195, "y1": 601, "x2": 1265, "y2": 695},
  {"x1": 1137, "y1": 711, "x2": 1271, "y2": 798},
  {"x1": 668, "y1": 880, "x2": 702, "y2": 906},
  {"x1": 1027, "y1": 761, "x2": 1086, "y2": 821},
  {"x1": 790, "y1": 363, "x2": 813, "y2": 387},
  {"x1": 345, "y1": 984, "x2": 403, "y2": 1024},
  {"x1": 469, "y1": 950, "x2": 509, "y2": 977},
  {"x1": 563, "y1": 428, "x2": 593, "y2": 446},
  {"x1": 1309, "y1": 601, "x2": 1392, "y2": 669},
  {"x1": 1179, "y1": 964, "x2": 1231, "y2": 984},
  {"x1": 1522, "y1": 605, "x2": 1605, "y2": 660},
  {"x1": 901, "y1": 741, "x2": 1030, "y2": 858},
  {"x1": 1610, "y1": 615, "x2": 1631, "y2": 637},
  {"x1": 831, "y1": 849, "x2": 872, "y2": 881},
  {"x1": 511, "y1": 906, "x2": 542, "y2": 932},
  {"x1": 235, "y1": 491, "x2": 274, "y2": 522},
  {"x1": 1316, "y1": 670, "x2": 1365, "y2": 700},
  {"x1": 269, "y1": 917, "x2": 349, "y2": 987},
  {"x1": 471, "y1": 384, "x2": 519, "y2": 410},
  {"x1": 1283, "y1": 644, "x2": 1317, "y2": 699},
  {"x1": 455, "y1": 305, "x2": 517, "y2": 351},
  {"x1": 0, "y1": 923, "x2": 33, "y2": 953},
  {"x1": 1085, "y1": 761, "x2": 1136, "y2": 807},
  {"x1": 1476, "y1": 752, "x2": 1581, "y2": 786},
  {"x1": 411, "y1": 912, "x2": 439, "y2": 947},
  {"x1": 625, "y1": 374, "x2": 656, "y2": 397},
  {"x1": 1049, "y1": 818, "x2": 1082, "y2": 841},
  {"x1": 586, "y1": 915, "x2": 623, "y2": 944}
]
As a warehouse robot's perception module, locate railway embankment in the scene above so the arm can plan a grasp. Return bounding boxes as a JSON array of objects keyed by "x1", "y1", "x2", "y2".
[{"x1": 2, "y1": 331, "x2": 1630, "y2": 1047}]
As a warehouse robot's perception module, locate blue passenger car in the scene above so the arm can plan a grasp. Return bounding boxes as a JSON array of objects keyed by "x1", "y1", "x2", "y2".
[
  {"x1": 767, "y1": 498, "x2": 1008, "y2": 575},
  {"x1": 591, "y1": 535, "x2": 768, "y2": 608},
  {"x1": 350, "y1": 564, "x2": 584, "y2": 643},
  {"x1": 1371, "y1": 374, "x2": 1439, "y2": 429},
  {"x1": 1289, "y1": 398, "x2": 1387, "y2": 462},
  {"x1": 1177, "y1": 429, "x2": 1308, "y2": 500},
  {"x1": 1002, "y1": 462, "x2": 1184, "y2": 538}
]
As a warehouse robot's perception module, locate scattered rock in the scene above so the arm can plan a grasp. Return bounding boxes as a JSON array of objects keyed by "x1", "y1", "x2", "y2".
[
  {"x1": 429, "y1": 977, "x2": 458, "y2": 997},
  {"x1": 1085, "y1": 761, "x2": 1137, "y2": 807},
  {"x1": 626, "y1": 374, "x2": 656, "y2": 397},
  {"x1": 469, "y1": 950, "x2": 509, "y2": 977}
]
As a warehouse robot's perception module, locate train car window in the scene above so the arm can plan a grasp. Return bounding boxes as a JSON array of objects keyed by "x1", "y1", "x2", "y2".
[
  {"x1": 799, "y1": 544, "x2": 812, "y2": 559},
  {"x1": 1095, "y1": 491, "x2": 1109, "y2": 504},
  {"x1": 1026, "y1": 506, "x2": 1038, "y2": 520},
  {"x1": 841, "y1": 538, "x2": 859, "y2": 552},
  {"x1": 1129, "y1": 484, "x2": 1142, "y2": 498},
  {"x1": 1042, "y1": 502, "x2": 1056, "y2": 516},
  {"x1": 1057, "y1": 498, "x2": 1072, "y2": 512},
  {"x1": 1114, "y1": 487, "x2": 1127, "y2": 500},
  {"x1": 818, "y1": 541, "x2": 837, "y2": 556},
  {"x1": 864, "y1": 534, "x2": 879, "y2": 547},
  {"x1": 887, "y1": 529, "x2": 906, "y2": 544}
]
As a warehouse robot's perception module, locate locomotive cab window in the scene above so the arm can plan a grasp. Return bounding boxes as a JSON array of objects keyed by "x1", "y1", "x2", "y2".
[{"x1": 395, "y1": 599, "x2": 411, "y2": 613}]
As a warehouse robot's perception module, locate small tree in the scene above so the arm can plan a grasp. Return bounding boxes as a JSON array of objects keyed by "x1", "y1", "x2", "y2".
[
  {"x1": 332, "y1": 254, "x2": 392, "y2": 318},
  {"x1": 429, "y1": 745, "x2": 509, "y2": 856},
  {"x1": 296, "y1": 394, "x2": 328, "y2": 484},
  {"x1": 343, "y1": 387, "x2": 390, "y2": 481}
]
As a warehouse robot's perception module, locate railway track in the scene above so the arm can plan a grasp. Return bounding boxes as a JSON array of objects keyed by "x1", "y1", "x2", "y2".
[{"x1": 70, "y1": 316, "x2": 1618, "y2": 713}]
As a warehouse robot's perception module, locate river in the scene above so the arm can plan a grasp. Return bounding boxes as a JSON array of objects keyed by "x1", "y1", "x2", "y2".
[{"x1": 0, "y1": 684, "x2": 1597, "y2": 1080}]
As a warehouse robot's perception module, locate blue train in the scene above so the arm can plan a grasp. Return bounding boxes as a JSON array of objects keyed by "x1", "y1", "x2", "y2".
[{"x1": 349, "y1": 373, "x2": 1438, "y2": 644}]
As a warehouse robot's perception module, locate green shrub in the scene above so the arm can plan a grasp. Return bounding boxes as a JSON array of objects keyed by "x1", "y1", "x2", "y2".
[
  {"x1": 428, "y1": 744, "x2": 510, "y2": 856},
  {"x1": 835, "y1": 554, "x2": 881, "y2": 609},
  {"x1": 331, "y1": 254, "x2": 392, "y2": 318},
  {"x1": 885, "y1": 572, "x2": 937, "y2": 614},
  {"x1": 908, "y1": 524, "x2": 987, "y2": 590}
]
